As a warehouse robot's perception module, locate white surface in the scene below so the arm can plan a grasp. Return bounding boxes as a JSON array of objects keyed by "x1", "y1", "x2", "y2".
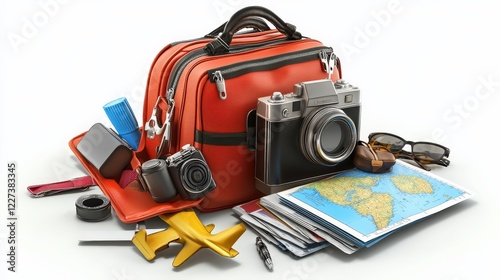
[{"x1": 0, "y1": 1, "x2": 498, "y2": 279}]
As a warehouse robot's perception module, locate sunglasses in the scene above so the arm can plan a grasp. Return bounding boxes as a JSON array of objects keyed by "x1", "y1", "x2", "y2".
[{"x1": 367, "y1": 132, "x2": 450, "y2": 171}]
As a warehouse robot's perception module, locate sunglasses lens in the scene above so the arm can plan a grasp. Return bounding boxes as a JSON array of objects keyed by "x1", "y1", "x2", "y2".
[
  {"x1": 370, "y1": 134, "x2": 405, "y2": 152},
  {"x1": 413, "y1": 144, "x2": 445, "y2": 161}
]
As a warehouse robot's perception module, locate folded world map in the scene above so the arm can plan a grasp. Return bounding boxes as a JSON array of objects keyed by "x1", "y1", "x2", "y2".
[{"x1": 278, "y1": 160, "x2": 474, "y2": 248}]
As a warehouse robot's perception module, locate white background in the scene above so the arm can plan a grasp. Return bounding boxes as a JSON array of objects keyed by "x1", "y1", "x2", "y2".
[{"x1": 1, "y1": 0, "x2": 499, "y2": 279}]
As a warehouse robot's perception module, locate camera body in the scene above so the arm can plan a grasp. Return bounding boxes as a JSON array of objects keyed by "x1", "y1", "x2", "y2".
[
  {"x1": 255, "y1": 79, "x2": 361, "y2": 194},
  {"x1": 140, "y1": 144, "x2": 216, "y2": 202},
  {"x1": 166, "y1": 144, "x2": 216, "y2": 200}
]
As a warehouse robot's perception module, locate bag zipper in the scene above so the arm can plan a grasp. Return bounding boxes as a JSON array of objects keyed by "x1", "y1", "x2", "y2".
[
  {"x1": 166, "y1": 38, "x2": 289, "y2": 102},
  {"x1": 208, "y1": 47, "x2": 336, "y2": 100}
]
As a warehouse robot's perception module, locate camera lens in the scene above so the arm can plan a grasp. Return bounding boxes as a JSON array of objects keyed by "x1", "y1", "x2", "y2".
[
  {"x1": 300, "y1": 107, "x2": 357, "y2": 166},
  {"x1": 320, "y1": 121, "x2": 344, "y2": 153},
  {"x1": 180, "y1": 159, "x2": 212, "y2": 193},
  {"x1": 141, "y1": 159, "x2": 177, "y2": 203}
]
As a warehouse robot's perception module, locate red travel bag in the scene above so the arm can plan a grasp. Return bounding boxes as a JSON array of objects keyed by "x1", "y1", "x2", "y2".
[{"x1": 69, "y1": 6, "x2": 342, "y2": 223}]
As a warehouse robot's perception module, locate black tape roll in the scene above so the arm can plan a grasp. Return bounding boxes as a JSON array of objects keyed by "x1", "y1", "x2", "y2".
[{"x1": 75, "y1": 194, "x2": 111, "y2": 222}]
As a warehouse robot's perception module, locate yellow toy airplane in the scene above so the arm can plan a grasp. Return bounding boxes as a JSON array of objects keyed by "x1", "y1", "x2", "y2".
[{"x1": 132, "y1": 208, "x2": 246, "y2": 267}]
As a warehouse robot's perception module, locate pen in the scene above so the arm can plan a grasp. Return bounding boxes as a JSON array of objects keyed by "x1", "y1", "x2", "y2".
[{"x1": 256, "y1": 236, "x2": 273, "y2": 270}]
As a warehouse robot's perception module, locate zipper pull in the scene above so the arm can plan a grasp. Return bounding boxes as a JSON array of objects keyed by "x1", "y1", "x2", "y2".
[
  {"x1": 167, "y1": 88, "x2": 175, "y2": 104},
  {"x1": 319, "y1": 50, "x2": 335, "y2": 79},
  {"x1": 328, "y1": 52, "x2": 336, "y2": 79},
  {"x1": 319, "y1": 50, "x2": 330, "y2": 77},
  {"x1": 213, "y1": 70, "x2": 227, "y2": 100},
  {"x1": 145, "y1": 96, "x2": 165, "y2": 139}
]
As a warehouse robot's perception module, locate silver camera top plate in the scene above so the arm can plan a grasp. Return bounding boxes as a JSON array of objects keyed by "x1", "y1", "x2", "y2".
[{"x1": 257, "y1": 79, "x2": 360, "y2": 122}]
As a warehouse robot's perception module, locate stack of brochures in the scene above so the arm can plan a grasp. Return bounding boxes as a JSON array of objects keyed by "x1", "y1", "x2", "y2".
[{"x1": 232, "y1": 160, "x2": 474, "y2": 257}]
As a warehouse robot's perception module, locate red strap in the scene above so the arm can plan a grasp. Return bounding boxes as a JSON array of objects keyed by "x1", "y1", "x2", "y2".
[
  {"x1": 27, "y1": 170, "x2": 139, "y2": 198},
  {"x1": 27, "y1": 176, "x2": 95, "y2": 197}
]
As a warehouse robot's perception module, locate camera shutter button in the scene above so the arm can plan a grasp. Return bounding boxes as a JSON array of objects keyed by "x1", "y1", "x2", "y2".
[
  {"x1": 270, "y1": 92, "x2": 285, "y2": 102},
  {"x1": 335, "y1": 79, "x2": 351, "y2": 89}
]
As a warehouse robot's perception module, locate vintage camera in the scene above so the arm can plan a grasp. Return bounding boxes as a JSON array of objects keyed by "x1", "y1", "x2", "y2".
[
  {"x1": 255, "y1": 79, "x2": 361, "y2": 194},
  {"x1": 140, "y1": 144, "x2": 216, "y2": 202}
]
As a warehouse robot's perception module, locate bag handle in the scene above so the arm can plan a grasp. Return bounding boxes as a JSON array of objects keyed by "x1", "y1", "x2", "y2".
[
  {"x1": 205, "y1": 16, "x2": 271, "y2": 38},
  {"x1": 205, "y1": 6, "x2": 302, "y2": 55}
]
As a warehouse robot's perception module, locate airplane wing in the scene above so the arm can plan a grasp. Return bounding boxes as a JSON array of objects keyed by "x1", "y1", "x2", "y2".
[
  {"x1": 204, "y1": 222, "x2": 246, "y2": 257},
  {"x1": 172, "y1": 240, "x2": 203, "y2": 267},
  {"x1": 160, "y1": 210, "x2": 209, "y2": 233}
]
